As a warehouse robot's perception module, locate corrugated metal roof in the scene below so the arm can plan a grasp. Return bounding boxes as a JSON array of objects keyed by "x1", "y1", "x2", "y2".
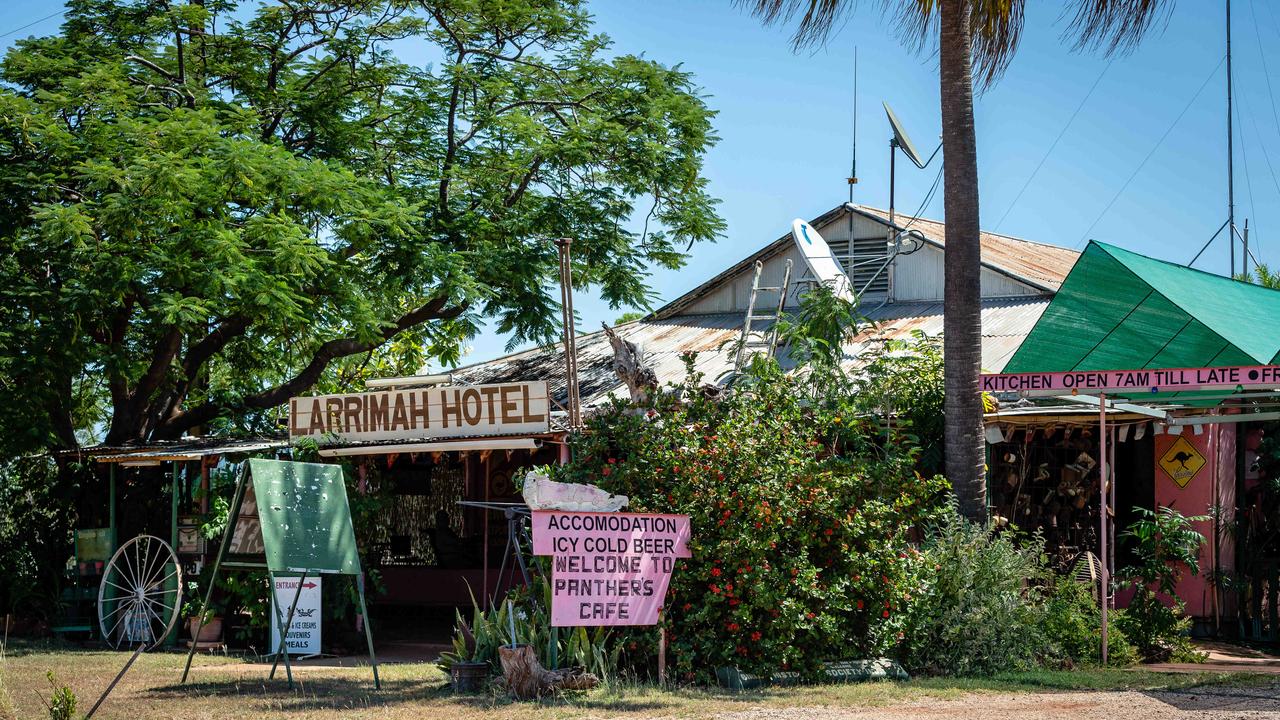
[
  {"x1": 654, "y1": 204, "x2": 1079, "y2": 319},
  {"x1": 454, "y1": 297, "x2": 1051, "y2": 407},
  {"x1": 67, "y1": 438, "x2": 289, "y2": 463},
  {"x1": 852, "y1": 206, "x2": 1080, "y2": 292}
]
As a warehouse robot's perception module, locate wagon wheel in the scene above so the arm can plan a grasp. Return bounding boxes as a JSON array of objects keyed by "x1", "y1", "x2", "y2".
[{"x1": 97, "y1": 535, "x2": 183, "y2": 651}]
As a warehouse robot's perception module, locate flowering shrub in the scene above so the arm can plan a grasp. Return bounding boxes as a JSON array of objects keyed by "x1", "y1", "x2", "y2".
[{"x1": 552, "y1": 358, "x2": 949, "y2": 682}]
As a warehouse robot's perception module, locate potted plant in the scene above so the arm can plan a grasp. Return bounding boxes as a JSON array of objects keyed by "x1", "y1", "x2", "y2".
[
  {"x1": 437, "y1": 602, "x2": 500, "y2": 693},
  {"x1": 182, "y1": 581, "x2": 224, "y2": 647}
]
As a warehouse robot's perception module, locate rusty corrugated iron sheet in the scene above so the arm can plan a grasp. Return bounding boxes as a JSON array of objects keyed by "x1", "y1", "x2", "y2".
[{"x1": 453, "y1": 297, "x2": 1049, "y2": 407}]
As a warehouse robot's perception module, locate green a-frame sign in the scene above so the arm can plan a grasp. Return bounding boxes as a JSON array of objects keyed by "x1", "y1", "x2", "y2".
[{"x1": 180, "y1": 459, "x2": 379, "y2": 688}]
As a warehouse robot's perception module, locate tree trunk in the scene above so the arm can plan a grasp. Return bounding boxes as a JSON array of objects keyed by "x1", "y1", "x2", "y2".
[{"x1": 938, "y1": 0, "x2": 987, "y2": 523}]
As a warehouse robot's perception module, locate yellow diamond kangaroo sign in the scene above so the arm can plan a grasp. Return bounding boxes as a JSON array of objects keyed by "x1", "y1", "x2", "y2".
[{"x1": 1158, "y1": 436, "x2": 1206, "y2": 489}]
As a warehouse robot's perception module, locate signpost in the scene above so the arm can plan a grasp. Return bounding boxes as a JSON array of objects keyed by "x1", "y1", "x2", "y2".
[
  {"x1": 181, "y1": 459, "x2": 379, "y2": 689},
  {"x1": 270, "y1": 576, "x2": 322, "y2": 657},
  {"x1": 980, "y1": 364, "x2": 1280, "y2": 396},
  {"x1": 531, "y1": 511, "x2": 691, "y2": 627},
  {"x1": 288, "y1": 381, "x2": 550, "y2": 444}
]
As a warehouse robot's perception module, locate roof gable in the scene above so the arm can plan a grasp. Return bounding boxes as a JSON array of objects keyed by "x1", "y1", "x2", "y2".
[{"x1": 653, "y1": 204, "x2": 1077, "y2": 319}]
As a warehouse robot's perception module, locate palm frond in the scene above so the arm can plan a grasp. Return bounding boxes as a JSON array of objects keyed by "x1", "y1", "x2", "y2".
[
  {"x1": 1064, "y1": 0, "x2": 1174, "y2": 56},
  {"x1": 740, "y1": 0, "x2": 1026, "y2": 89},
  {"x1": 894, "y1": 0, "x2": 1025, "y2": 89},
  {"x1": 735, "y1": 0, "x2": 862, "y2": 50}
]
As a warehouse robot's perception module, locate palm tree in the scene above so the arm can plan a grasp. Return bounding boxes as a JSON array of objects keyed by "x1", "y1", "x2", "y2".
[{"x1": 740, "y1": 0, "x2": 1171, "y2": 523}]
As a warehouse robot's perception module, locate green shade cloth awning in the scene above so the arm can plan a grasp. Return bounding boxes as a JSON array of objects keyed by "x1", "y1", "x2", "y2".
[{"x1": 1003, "y1": 241, "x2": 1280, "y2": 399}]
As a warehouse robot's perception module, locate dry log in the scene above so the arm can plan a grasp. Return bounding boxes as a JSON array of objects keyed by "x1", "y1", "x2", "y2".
[
  {"x1": 498, "y1": 644, "x2": 599, "y2": 699},
  {"x1": 602, "y1": 323, "x2": 658, "y2": 405}
]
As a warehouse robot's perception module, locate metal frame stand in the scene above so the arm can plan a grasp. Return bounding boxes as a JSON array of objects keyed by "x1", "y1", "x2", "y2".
[
  {"x1": 268, "y1": 570, "x2": 309, "y2": 687},
  {"x1": 180, "y1": 464, "x2": 381, "y2": 690}
]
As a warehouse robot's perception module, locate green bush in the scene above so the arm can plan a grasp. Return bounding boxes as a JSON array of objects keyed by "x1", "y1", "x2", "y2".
[
  {"x1": 0, "y1": 457, "x2": 80, "y2": 622},
  {"x1": 898, "y1": 514, "x2": 1049, "y2": 676},
  {"x1": 1116, "y1": 506, "x2": 1208, "y2": 663},
  {"x1": 41, "y1": 671, "x2": 75, "y2": 720},
  {"x1": 1114, "y1": 589, "x2": 1202, "y2": 663},
  {"x1": 555, "y1": 358, "x2": 949, "y2": 683},
  {"x1": 1042, "y1": 573, "x2": 1137, "y2": 667}
]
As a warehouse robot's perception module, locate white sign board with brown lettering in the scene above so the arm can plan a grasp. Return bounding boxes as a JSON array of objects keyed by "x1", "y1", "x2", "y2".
[{"x1": 289, "y1": 381, "x2": 550, "y2": 444}]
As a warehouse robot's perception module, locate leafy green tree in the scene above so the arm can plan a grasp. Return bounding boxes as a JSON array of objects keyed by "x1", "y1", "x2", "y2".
[
  {"x1": 1237, "y1": 265, "x2": 1280, "y2": 289},
  {"x1": 739, "y1": 0, "x2": 1172, "y2": 523},
  {"x1": 612, "y1": 310, "x2": 646, "y2": 324},
  {"x1": 0, "y1": 0, "x2": 722, "y2": 452}
]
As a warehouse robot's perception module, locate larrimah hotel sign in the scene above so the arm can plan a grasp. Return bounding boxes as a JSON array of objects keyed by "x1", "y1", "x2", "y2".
[{"x1": 289, "y1": 381, "x2": 550, "y2": 444}]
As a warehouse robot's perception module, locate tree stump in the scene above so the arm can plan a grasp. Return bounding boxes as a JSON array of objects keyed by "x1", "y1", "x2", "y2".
[
  {"x1": 603, "y1": 323, "x2": 657, "y2": 404},
  {"x1": 497, "y1": 645, "x2": 600, "y2": 699}
]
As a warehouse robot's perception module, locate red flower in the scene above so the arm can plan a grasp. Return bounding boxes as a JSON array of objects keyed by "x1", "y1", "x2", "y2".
[
  {"x1": 608, "y1": 457, "x2": 617, "y2": 464},
  {"x1": 883, "y1": 610, "x2": 890, "y2": 618},
  {"x1": 751, "y1": 631, "x2": 762, "y2": 641},
  {"x1": 805, "y1": 612, "x2": 815, "y2": 620},
  {"x1": 709, "y1": 584, "x2": 720, "y2": 594},
  {"x1": 729, "y1": 598, "x2": 740, "y2": 606},
  {"x1": 602, "y1": 467, "x2": 611, "y2": 476},
  {"x1": 727, "y1": 622, "x2": 739, "y2": 632},
  {"x1": 682, "y1": 603, "x2": 692, "y2": 611},
  {"x1": 737, "y1": 645, "x2": 748, "y2": 656},
  {"x1": 856, "y1": 600, "x2": 864, "y2": 610},
  {"x1": 711, "y1": 567, "x2": 721, "y2": 577}
]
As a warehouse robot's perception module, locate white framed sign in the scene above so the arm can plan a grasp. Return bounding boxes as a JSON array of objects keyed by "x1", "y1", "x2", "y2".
[
  {"x1": 270, "y1": 576, "x2": 322, "y2": 656},
  {"x1": 289, "y1": 381, "x2": 550, "y2": 444}
]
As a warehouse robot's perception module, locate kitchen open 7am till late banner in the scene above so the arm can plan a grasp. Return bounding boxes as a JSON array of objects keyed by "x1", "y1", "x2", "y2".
[{"x1": 531, "y1": 511, "x2": 691, "y2": 627}]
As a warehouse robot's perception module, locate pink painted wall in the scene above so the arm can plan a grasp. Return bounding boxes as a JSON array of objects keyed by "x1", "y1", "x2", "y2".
[{"x1": 1151, "y1": 424, "x2": 1234, "y2": 619}]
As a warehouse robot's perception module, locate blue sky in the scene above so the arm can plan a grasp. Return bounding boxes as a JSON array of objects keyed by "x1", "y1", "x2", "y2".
[{"x1": 2, "y1": 1, "x2": 1274, "y2": 367}]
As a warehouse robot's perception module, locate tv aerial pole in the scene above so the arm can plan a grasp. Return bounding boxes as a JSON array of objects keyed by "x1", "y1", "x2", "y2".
[{"x1": 1227, "y1": 0, "x2": 1236, "y2": 277}]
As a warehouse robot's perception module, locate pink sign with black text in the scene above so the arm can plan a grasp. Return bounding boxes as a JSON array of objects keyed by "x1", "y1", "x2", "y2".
[{"x1": 531, "y1": 511, "x2": 691, "y2": 627}]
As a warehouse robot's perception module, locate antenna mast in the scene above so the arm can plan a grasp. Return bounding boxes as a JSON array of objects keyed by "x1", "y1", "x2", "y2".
[
  {"x1": 848, "y1": 47, "x2": 858, "y2": 243},
  {"x1": 849, "y1": 46, "x2": 859, "y2": 200},
  {"x1": 1227, "y1": 0, "x2": 1236, "y2": 276}
]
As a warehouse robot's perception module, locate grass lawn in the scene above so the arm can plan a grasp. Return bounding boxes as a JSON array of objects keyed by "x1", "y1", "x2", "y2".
[{"x1": 0, "y1": 640, "x2": 1265, "y2": 720}]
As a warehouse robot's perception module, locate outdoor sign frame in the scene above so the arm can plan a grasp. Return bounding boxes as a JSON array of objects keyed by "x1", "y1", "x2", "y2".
[
  {"x1": 288, "y1": 381, "x2": 551, "y2": 445},
  {"x1": 180, "y1": 460, "x2": 380, "y2": 690},
  {"x1": 530, "y1": 510, "x2": 691, "y2": 627},
  {"x1": 981, "y1": 364, "x2": 1280, "y2": 397}
]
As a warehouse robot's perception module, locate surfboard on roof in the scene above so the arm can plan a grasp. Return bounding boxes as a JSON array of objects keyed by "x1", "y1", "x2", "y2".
[{"x1": 791, "y1": 218, "x2": 854, "y2": 302}]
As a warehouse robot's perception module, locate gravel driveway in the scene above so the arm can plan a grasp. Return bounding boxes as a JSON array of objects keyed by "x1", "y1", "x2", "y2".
[{"x1": 718, "y1": 683, "x2": 1280, "y2": 719}]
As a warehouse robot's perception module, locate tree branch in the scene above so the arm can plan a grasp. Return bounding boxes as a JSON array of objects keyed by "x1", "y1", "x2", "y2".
[
  {"x1": 152, "y1": 298, "x2": 468, "y2": 438},
  {"x1": 125, "y1": 54, "x2": 180, "y2": 82},
  {"x1": 505, "y1": 155, "x2": 543, "y2": 208}
]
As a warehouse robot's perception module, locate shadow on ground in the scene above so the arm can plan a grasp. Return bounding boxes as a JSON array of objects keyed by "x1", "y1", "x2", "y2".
[
  {"x1": 1144, "y1": 683, "x2": 1280, "y2": 714},
  {"x1": 142, "y1": 671, "x2": 819, "y2": 712}
]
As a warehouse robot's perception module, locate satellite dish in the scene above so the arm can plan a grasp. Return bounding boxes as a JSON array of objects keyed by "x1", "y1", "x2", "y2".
[
  {"x1": 790, "y1": 219, "x2": 854, "y2": 302},
  {"x1": 883, "y1": 101, "x2": 926, "y2": 169}
]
